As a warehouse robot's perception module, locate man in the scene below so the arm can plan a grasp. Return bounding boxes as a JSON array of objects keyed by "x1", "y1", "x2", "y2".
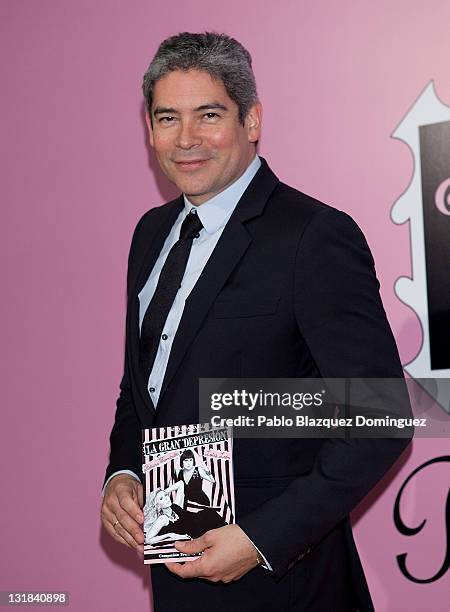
[{"x1": 101, "y1": 32, "x2": 411, "y2": 611}]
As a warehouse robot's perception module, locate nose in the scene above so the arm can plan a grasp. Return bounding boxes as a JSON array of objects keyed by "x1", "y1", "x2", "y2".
[{"x1": 175, "y1": 118, "x2": 202, "y2": 150}]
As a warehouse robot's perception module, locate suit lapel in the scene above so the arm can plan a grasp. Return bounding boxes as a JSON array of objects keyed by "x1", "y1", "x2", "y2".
[
  {"x1": 159, "y1": 158, "x2": 279, "y2": 403},
  {"x1": 133, "y1": 196, "x2": 184, "y2": 296},
  {"x1": 128, "y1": 196, "x2": 184, "y2": 418}
]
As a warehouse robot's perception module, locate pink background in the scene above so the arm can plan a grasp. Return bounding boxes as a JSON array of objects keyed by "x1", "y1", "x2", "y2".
[{"x1": 1, "y1": 1, "x2": 449, "y2": 610}]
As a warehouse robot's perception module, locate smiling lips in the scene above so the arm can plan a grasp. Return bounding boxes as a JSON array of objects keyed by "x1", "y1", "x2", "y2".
[{"x1": 174, "y1": 159, "x2": 209, "y2": 170}]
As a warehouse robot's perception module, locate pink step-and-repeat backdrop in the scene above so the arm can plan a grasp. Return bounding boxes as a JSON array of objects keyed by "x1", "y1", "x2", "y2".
[{"x1": 2, "y1": 1, "x2": 449, "y2": 610}]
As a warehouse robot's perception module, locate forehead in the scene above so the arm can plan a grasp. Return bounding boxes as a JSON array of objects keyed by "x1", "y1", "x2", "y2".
[{"x1": 152, "y1": 69, "x2": 235, "y2": 111}]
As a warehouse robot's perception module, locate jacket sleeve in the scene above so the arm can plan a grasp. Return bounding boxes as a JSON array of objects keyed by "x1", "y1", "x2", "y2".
[
  {"x1": 238, "y1": 207, "x2": 413, "y2": 579},
  {"x1": 102, "y1": 211, "x2": 155, "y2": 488}
]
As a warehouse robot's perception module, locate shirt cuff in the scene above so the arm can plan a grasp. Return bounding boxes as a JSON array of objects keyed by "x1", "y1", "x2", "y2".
[
  {"x1": 239, "y1": 527, "x2": 273, "y2": 571},
  {"x1": 102, "y1": 470, "x2": 141, "y2": 497}
]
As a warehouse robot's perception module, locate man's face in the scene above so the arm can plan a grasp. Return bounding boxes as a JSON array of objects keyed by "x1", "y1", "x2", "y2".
[{"x1": 146, "y1": 69, "x2": 262, "y2": 205}]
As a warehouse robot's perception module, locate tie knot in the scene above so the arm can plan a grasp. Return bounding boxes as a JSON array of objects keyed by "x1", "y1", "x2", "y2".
[{"x1": 179, "y1": 209, "x2": 204, "y2": 240}]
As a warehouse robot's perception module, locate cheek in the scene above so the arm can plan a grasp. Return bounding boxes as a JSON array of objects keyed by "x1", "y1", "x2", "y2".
[
  {"x1": 208, "y1": 127, "x2": 240, "y2": 149},
  {"x1": 153, "y1": 134, "x2": 173, "y2": 155}
]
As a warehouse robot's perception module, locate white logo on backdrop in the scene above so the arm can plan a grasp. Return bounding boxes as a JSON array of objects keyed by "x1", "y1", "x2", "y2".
[{"x1": 391, "y1": 81, "x2": 450, "y2": 414}]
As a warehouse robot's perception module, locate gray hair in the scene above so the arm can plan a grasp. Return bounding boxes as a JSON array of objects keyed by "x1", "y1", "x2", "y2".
[{"x1": 142, "y1": 32, "x2": 258, "y2": 125}]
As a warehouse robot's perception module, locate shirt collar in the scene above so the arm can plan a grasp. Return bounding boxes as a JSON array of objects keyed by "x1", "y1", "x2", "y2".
[{"x1": 182, "y1": 154, "x2": 261, "y2": 234}]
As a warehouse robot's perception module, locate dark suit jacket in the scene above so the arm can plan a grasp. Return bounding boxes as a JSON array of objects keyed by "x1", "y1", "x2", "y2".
[{"x1": 104, "y1": 158, "x2": 411, "y2": 612}]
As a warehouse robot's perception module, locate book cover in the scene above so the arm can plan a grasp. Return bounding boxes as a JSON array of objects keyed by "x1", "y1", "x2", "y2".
[{"x1": 142, "y1": 423, "x2": 235, "y2": 564}]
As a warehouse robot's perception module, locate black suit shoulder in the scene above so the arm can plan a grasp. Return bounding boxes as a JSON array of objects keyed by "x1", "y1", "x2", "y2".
[
  {"x1": 131, "y1": 197, "x2": 181, "y2": 254},
  {"x1": 271, "y1": 181, "x2": 332, "y2": 218},
  {"x1": 271, "y1": 181, "x2": 360, "y2": 231},
  {"x1": 264, "y1": 181, "x2": 374, "y2": 269}
]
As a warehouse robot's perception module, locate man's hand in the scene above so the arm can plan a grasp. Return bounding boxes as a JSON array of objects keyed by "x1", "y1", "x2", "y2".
[
  {"x1": 166, "y1": 524, "x2": 260, "y2": 583},
  {"x1": 101, "y1": 474, "x2": 144, "y2": 554}
]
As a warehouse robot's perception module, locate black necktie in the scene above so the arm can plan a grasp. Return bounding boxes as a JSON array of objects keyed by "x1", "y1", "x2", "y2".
[{"x1": 139, "y1": 209, "x2": 204, "y2": 384}]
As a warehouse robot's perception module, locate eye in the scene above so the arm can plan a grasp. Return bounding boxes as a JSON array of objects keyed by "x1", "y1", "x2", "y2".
[
  {"x1": 203, "y1": 112, "x2": 220, "y2": 120},
  {"x1": 159, "y1": 116, "x2": 176, "y2": 123}
]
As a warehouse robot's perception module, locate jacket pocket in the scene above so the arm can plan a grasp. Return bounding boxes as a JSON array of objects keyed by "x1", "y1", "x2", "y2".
[{"x1": 214, "y1": 297, "x2": 280, "y2": 319}]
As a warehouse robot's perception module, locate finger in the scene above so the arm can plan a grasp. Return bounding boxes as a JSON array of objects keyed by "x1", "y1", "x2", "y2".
[
  {"x1": 105, "y1": 491, "x2": 144, "y2": 545},
  {"x1": 165, "y1": 558, "x2": 210, "y2": 580},
  {"x1": 114, "y1": 522, "x2": 144, "y2": 553},
  {"x1": 114, "y1": 510, "x2": 145, "y2": 546},
  {"x1": 104, "y1": 476, "x2": 144, "y2": 523},
  {"x1": 175, "y1": 534, "x2": 208, "y2": 555},
  {"x1": 111, "y1": 530, "x2": 132, "y2": 548},
  {"x1": 118, "y1": 489, "x2": 144, "y2": 524},
  {"x1": 101, "y1": 504, "x2": 144, "y2": 549},
  {"x1": 100, "y1": 502, "x2": 121, "y2": 532},
  {"x1": 103, "y1": 518, "x2": 133, "y2": 549}
]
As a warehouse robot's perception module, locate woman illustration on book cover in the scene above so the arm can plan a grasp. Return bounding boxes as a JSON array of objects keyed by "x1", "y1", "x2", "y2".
[
  {"x1": 144, "y1": 480, "x2": 225, "y2": 546},
  {"x1": 176, "y1": 449, "x2": 215, "y2": 508}
]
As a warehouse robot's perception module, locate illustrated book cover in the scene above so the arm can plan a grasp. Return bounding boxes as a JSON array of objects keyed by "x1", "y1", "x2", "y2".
[{"x1": 142, "y1": 423, "x2": 235, "y2": 564}]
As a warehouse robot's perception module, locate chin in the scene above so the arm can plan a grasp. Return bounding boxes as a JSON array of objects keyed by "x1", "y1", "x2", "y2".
[
  {"x1": 181, "y1": 184, "x2": 212, "y2": 199},
  {"x1": 172, "y1": 172, "x2": 215, "y2": 195}
]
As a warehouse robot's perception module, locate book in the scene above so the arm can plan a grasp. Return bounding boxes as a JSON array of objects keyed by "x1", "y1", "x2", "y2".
[{"x1": 142, "y1": 423, "x2": 235, "y2": 564}]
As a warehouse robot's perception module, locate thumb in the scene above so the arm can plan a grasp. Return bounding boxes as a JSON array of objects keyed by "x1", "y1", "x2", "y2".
[{"x1": 175, "y1": 534, "x2": 208, "y2": 554}]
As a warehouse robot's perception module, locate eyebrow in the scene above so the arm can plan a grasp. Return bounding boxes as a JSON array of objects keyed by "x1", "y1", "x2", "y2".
[{"x1": 153, "y1": 102, "x2": 229, "y2": 116}]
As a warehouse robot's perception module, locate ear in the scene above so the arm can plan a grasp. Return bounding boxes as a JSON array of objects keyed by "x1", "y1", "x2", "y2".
[
  {"x1": 145, "y1": 111, "x2": 154, "y2": 147},
  {"x1": 245, "y1": 102, "x2": 262, "y2": 144}
]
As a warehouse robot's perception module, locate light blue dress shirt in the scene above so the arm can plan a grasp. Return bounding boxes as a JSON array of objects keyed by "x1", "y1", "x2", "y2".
[{"x1": 105, "y1": 154, "x2": 272, "y2": 569}]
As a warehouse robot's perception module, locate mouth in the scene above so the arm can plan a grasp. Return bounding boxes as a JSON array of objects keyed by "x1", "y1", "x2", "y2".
[{"x1": 174, "y1": 159, "x2": 209, "y2": 170}]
